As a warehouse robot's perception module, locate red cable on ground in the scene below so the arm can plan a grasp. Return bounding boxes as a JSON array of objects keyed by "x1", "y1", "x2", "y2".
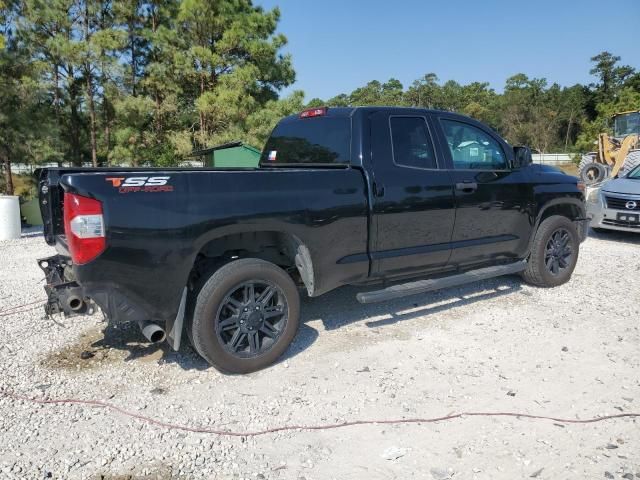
[
  {"x1": 0, "y1": 300, "x2": 45, "y2": 317},
  {"x1": 1, "y1": 389, "x2": 638, "y2": 437}
]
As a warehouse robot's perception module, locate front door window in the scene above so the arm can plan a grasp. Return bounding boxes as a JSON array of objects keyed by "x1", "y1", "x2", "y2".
[{"x1": 441, "y1": 120, "x2": 507, "y2": 170}]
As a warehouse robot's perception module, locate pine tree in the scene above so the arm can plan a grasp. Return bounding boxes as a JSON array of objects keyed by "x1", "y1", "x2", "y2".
[
  {"x1": 176, "y1": 0, "x2": 294, "y2": 147},
  {"x1": 20, "y1": 0, "x2": 87, "y2": 165},
  {"x1": 1, "y1": 4, "x2": 57, "y2": 194}
]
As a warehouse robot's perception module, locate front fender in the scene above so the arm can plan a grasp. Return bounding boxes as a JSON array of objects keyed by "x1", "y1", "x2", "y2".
[{"x1": 527, "y1": 197, "x2": 588, "y2": 255}]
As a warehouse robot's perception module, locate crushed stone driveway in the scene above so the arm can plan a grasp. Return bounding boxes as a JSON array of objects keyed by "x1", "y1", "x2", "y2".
[{"x1": 0, "y1": 228, "x2": 639, "y2": 480}]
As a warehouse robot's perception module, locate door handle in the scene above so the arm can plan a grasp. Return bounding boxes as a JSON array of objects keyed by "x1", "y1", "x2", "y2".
[
  {"x1": 455, "y1": 182, "x2": 478, "y2": 192},
  {"x1": 373, "y1": 182, "x2": 385, "y2": 197}
]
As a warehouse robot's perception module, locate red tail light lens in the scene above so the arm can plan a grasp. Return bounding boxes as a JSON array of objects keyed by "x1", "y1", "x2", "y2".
[{"x1": 63, "y1": 192, "x2": 106, "y2": 264}]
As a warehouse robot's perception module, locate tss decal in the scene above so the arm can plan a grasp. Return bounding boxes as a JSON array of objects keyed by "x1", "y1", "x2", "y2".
[{"x1": 106, "y1": 176, "x2": 174, "y2": 193}]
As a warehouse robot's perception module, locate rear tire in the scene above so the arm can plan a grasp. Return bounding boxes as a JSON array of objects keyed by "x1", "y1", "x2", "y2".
[
  {"x1": 521, "y1": 215, "x2": 580, "y2": 288},
  {"x1": 190, "y1": 258, "x2": 300, "y2": 373}
]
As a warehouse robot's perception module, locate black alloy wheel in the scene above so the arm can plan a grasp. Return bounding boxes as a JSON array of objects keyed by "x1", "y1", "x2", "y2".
[
  {"x1": 215, "y1": 281, "x2": 287, "y2": 357},
  {"x1": 544, "y1": 228, "x2": 573, "y2": 276}
]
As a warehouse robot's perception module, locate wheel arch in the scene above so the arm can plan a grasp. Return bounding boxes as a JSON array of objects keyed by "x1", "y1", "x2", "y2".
[
  {"x1": 527, "y1": 198, "x2": 587, "y2": 254},
  {"x1": 537, "y1": 198, "x2": 585, "y2": 223},
  {"x1": 190, "y1": 229, "x2": 316, "y2": 297}
]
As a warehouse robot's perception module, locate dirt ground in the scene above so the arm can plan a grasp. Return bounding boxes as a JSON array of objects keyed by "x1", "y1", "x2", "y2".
[
  {"x1": 559, "y1": 162, "x2": 579, "y2": 176},
  {"x1": 0, "y1": 228, "x2": 639, "y2": 479}
]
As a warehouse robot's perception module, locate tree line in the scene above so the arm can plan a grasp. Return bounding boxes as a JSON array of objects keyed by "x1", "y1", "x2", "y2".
[
  {"x1": 308, "y1": 51, "x2": 640, "y2": 155},
  {"x1": 1, "y1": 0, "x2": 639, "y2": 196},
  {"x1": 1, "y1": 0, "x2": 297, "y2": 195}
]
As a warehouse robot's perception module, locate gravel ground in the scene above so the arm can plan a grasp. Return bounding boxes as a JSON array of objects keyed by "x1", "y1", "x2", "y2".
[{"x1": 0, "y1": 227, "x2": 639, "y2": 480}]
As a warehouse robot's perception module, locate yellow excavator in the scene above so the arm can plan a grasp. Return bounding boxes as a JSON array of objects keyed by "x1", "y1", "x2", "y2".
[{"x1": 579, "y1": 110, "x2": 640, "y2": 185}]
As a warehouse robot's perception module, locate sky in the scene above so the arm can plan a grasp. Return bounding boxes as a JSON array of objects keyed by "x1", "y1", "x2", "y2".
[{"x1": 255, "y1": 0, "x2": 640, "y2": 100}]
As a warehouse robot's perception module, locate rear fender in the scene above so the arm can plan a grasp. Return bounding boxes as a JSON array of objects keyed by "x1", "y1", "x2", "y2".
[{"x1": 193, "y1": 228, "x2": 317, "y2": 297}]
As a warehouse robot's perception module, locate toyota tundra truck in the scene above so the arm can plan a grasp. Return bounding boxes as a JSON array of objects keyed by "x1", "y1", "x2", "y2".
[{"x1": 37, "y1": 107, "x2": 588, "y2": 373}]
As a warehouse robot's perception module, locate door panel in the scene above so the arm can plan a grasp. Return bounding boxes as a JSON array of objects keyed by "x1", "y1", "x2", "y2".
[
  {"x1": 449, "y1": 169, "x2": 533, "y2": 267},
  {"x1": 435, "y1": 116, "x2": 533, "y2": 268},
  {"x1": 369, "y1": 111, "x2": 456, "y2": 278}
]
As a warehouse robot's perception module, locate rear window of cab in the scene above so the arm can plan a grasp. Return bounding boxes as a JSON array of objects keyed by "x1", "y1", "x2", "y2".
[{"x1": 260, "y1": 117, "x2": 351, "y2": 166}]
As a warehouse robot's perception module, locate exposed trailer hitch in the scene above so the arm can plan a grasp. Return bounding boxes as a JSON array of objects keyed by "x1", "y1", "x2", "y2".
[{"x1": 37, "y1": 254, "x2": 96, "y2": 317}]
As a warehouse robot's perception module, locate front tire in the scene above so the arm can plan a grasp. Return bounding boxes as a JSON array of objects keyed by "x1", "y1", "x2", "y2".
[
  {"x1": 521, "y1": 215, "x2": 580, "y2": 287},
  {"x1": 190, "y1": 258, "x2": 300, "y2": 373}
]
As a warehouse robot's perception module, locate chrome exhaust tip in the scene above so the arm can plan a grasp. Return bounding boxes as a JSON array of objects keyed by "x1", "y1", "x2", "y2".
[{"x1": 138, "y1": 320, "x2": 166, "y2": 343}]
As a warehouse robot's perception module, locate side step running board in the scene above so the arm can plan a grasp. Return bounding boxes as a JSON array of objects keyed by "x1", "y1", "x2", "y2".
[{"x1": 356, "y1": 260, "x2": 527, "y2": 304}]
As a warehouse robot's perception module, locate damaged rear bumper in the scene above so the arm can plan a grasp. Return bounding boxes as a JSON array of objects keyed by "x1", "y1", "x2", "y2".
[
  {"x1": 37, "y1": 254, "x2": 185, "y2": 350},
  {"x1": 38, "y1": 254, "x2": 96, "y2": 317}
]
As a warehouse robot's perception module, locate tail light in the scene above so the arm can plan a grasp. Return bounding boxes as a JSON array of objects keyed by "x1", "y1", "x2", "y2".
[{"x1": 63, "y1": 192, "x2": 106, "y2": 264}]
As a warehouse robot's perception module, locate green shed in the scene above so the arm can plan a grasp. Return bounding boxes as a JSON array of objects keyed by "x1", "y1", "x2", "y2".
[
  {"x1": 20, "y1": 198, "x2": 43, "y2": 226},
  {"x1": 192, "y1": 141, "x2": 261, "y2": 168}
]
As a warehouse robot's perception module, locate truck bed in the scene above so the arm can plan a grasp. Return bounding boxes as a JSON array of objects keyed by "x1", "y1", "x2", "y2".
[{"x1": 37, "y1": 166, "x2": 371, "y2": 327}]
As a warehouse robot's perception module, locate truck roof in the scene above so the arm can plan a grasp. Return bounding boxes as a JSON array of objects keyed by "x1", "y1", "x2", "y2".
[{"x1": 280, "y1": 106, "x2": 470, "y2": 123}]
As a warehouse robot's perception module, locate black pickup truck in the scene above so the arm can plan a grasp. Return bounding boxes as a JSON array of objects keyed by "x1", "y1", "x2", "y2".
[{"x1": 37, "y1": 107, "x2": 588, "y2": 372}]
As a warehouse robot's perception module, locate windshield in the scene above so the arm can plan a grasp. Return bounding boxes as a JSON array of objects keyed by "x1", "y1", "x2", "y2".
[
  {"x1": 627, "y1": 165, "x2": 640, "y2": 179},
  {"x1": 614, "y1": 112, "x2": 640, "y2": 137}
]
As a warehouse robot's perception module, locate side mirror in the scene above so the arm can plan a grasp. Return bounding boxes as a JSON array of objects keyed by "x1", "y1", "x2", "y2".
[{"x1": 513, "y1": 146, "x2": 533, "y2": 168}]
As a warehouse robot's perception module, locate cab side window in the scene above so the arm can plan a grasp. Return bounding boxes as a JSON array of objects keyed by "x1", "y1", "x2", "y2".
[
  {"x1": 441, "y1": 119, "x2": 507, "y2": 170},
  {"x1": 390, "y1": 116, "x2": 437, "y2": 169}
]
